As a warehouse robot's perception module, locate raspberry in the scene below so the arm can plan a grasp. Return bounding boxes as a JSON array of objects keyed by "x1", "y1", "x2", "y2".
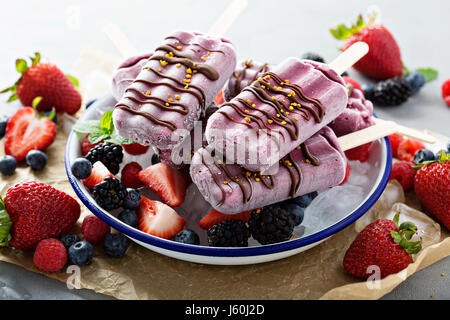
[
  {"x1": 442, "y1": 78, "x2": 450, "y2": 99},
  {"x1": 33, "y1": 239, "x2": 67, "y2": 272},
  {"x1": 344, "y1": 142, "x2": 372, "y2": 162},
  {"x1": 389, "y1": 161, "x2": 416, "y2": 191},
  {"x1": 397, "y1": 139, "x2": 425, "y2": 162},
  {"x1": 122, "y1": 143, "x2": 150, "y2": 155},
  {"x1": 387, "y1": 134, "x2": 405, "y2": 158},
  {"x1": 343, "y1": 76, "x2": 362, "y2": 92},
  {"x1": 81, "y1": 215, "x2": 111, "y2": 244},
  {"x1": 121, "y1": 162, "x2": 144, "y2": 188},
  {"x1": 339, "y1": 163, "x2": 351, "y2": 185}
]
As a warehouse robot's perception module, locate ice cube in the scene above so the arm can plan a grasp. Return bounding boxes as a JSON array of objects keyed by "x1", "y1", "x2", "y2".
[
  {"x1": 355, "y1": 180, "x2": 405, "y2": 232},
  {"x1": 302, "y1": 185, "x2": 365, "y2": 235},
  {"x1": 379, "y1": 203, "x2": 441, "y2": 252}
]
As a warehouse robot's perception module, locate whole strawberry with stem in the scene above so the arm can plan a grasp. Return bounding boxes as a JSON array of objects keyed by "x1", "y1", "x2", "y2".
[
  {"x1": 1, "y1": 52, "x2": 82, "y2": 114},
  {"x1": 414, "y1": 152, "x2": 450, "y2": 230},
  {"x1": 330, "y1": 13, "x2": 403, "y2": 80},
  {"x1": 2, "y1": 181, "x2": 81, "y2": 250},
  {"x1": 343, "y1": 212, "x2": 422, "y2": 279}
]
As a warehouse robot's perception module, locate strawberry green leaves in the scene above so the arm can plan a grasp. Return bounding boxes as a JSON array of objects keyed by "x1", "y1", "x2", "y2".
[
  {"x1": 0, "y1": 197, "x2": 12, "y2": 247},
  {"x1": 66, "y1": 74, "x2": 79, "y2": 88},
  {"x1": 390, "y1": 212, "x2": 422, "y2": 255},
  {"x1": 16, "y1": 59, "x2": 28, "y2": 73},
  {"x1": 413, "y1": 151, "x2": 449, "y2": 170},
  {"x1": 73, "y1": 110, "x2": 134, "y2": 145},
  {"x1": 330, "y1": 14, "x2": 367, "y2": 40}
]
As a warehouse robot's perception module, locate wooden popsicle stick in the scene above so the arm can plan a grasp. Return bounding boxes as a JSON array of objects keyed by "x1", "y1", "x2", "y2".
[
  {"x1": 103, "y1": 23, "x2": 139, "y2": 58},
  {"x1": 208, "y1": 0, "x2": 248, "y2": 37},
  {"x1": 338, "y1": 118, "x2": 436, "y2": 152},
  {"x1": 329, "y1": 42, "x2": 369, "y2": 75}
]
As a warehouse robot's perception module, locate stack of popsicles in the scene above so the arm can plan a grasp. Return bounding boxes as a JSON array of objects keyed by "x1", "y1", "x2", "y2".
[{"x1": 111, "y1": 31, "x2": 374, "y2": 214}]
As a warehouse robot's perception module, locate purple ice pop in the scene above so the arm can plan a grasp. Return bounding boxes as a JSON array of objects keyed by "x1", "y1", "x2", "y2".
[
  {"x1": 191, "y1": 126, "x2": 346, "y2": 214},
  {"x1": 223, "y1": 59, "x2": 271, "y2": 102},
  {"x1": 205, "y1": 57, "x2": 348, "y2": 172},
  {"x1": 111, "y1": 52, "x2": 153, "y2": 101},
  {"x1": 112, "y1": 31, "x2": 237, "y2": 149}
]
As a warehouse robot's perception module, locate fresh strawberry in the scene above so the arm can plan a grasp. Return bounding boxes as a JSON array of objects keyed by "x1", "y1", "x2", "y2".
[
  {"x1": 397, "y1": 139, "x2": 425, "y2": 162},
  {"x1": 122, "y1": 143, "x2": 150, "y2": 155},
  {"x1": 442, "y1": 79, "x2": 450, "y2": 106},
  {"x1": 331, "y1": 14, "x2": 403, "y2": 80},
  {"x1": 214, "y1": 88, "x2": 224, "y2": 105},
  {"x1": 388, "y1": 133, "x2": 405, "y2": 158},
  {"x1": 389, "y1": 161, "x2": 416, "y2": 191},
  {"x1": 137, "y1": 197, "x2": 185, "y2": 239},
  {"x1": 4, "y1": 107, "x2": 56, "y2": 161},
  {"x1": 414, "y1": 153, "x2": 450, "y2": 230},
  {"x1": 121, "y1": 162, "x2": 144, "y2": 188},
  {"x1": 344, "y1": 142, "x2": 372, "y2": 162},
  {"x1": 343, "y1": 213, "x2": 422, "y2": 279},
  {"x1": 343, "y1": 76, "x2": 362, "y2": 92},
  {"x1": 82, "y1": 161, "x2": 114, "y2": 189},
  {"x1": 138, "y1": 163, "x2": 189, "y2": 207},
  {"x1": 81, "y1": 134, "x2": 102, "y2": 156},
  {"x1": 1, "y1": 53, "x2": 81, "y2": 114},
  {"x1": 198, "y1": 209, "x2": 252, "y2": 230},
  {"x1": 33, "y1": 238, "x2": 68, "y2": 272},
  {"x1": 339, "y1": 163, "x2": 351, "y2": 186},
  {"x1": 4, "y1": 181, "x2": 81, "y2": 250}
]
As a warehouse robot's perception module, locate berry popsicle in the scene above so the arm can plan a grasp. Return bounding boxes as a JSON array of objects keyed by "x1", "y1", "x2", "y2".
[
  {"x1": 113, "y1": 31, "x2": 237, "y2": 149},
  {"x1": 205, "y1": 57, "x2": 349, "y2": 172},
  {"x1": 111, "y1": 52, "x2": 153, "y2": 101},
  {"x1": 191, "y1": 126, "x2": 346, "y2": 214}
]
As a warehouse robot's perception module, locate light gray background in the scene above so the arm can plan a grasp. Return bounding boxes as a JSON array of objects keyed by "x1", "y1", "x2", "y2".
[{"x1": 0, "y1": 0, "x2": 449, "y2": 300}]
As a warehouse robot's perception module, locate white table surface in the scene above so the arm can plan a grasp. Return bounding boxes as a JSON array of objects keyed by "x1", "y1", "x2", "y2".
[{"x1": 0, "y1": 0, "x2": 449, "y2": 300}]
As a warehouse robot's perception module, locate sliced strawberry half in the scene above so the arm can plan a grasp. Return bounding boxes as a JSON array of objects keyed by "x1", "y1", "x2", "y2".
[
  {"x1": 81, "y1": 134, "x2": 102, "y2": 156},
  {"x1": 122, "y1": 142, "x2": 150, "y2": 155},
  {"x1": 198, "y1": 209, "x2": 252, "y2": 230},
  {"x1": 137, "y1": 196, "x2": 185, "y2": 239},
  {"x1": 4, "y1": 107, "x2": 56, "y2": 161},
  {"x1": 138, "y1": 163, "x2": 189, "y2": 207},
  {"x1": 82, "y1": 161, "x2": 114, "y2": 189}
]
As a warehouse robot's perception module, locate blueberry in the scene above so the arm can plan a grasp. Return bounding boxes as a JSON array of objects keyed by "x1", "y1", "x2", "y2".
[
  {"x1": 71, "y1": 157, "x2": 92, "y2": 179},
  {"x1": 118, "y1": 209, "x2": 138, "y2": 228},
  {"x1": 60, "y1": 233, "x2": 80, "y2": 250},
  {"x1": 405, "y1": 72, "x2": 426, "y2": 94},
  {"x1": 172, "y1": 229, "x2": 200, "y2": 245},
  {"x1": 103, "y1": 234, "x2": 128, "y2": 258},
  {"x1": 25, "y1": 150, "x2": 47, "y2": 171},
  {"x1": 0, "y1": 155, "x2": 17, "y2": 176},
  {"x1": 290, "y1": 191, "x2": 318, "y2": 208},
  {"x1": 0, "y1": 115, "x2": 9, "y2": 139},
  {"x1": 447, "y1": 141, "x2": 450, "y2": 153},
  {"x1": 341, "y1": 71, "x2": 349, "y2": 77},
  {"x1": 44, "y1": 110, "x2": 57, "y2": 124},
  {"x1": 413, "y1": 149, "x2": 435, "y2": 163},
  {"x1": 85, "y1": 98, "x2": 98, "y2": 109},
  {"x1": 122, "y1": 188, "x2": 141, "y2": 210},
  {"x1": 362, "y1": 83, "x2": 375, "y2": 100},
  {"x1": 68, "y1": 241, "x2": 94, "y2": 266},
  {"x1": 151, "y1": 153, "x2": 160, "y2": 165},
  {"x1": 283, "y1": 203, "x2": 304, "y2": 226}
]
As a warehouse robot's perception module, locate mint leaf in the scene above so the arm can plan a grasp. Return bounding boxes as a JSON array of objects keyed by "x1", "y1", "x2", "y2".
[
  {"x1": 15, "y1": 59, "x2": 28, "y2": 73},
  {"x1": 66, "y1": 74, "x2": 79, "y2": 88},
  {"x1": 107, "y1": 133, "x2": 134, "y2": 145},
  {"x1": 416, "y1": 68, "x2": 438, "y2": 83},
  {"x1": 88, "y1": 131, "x2": 109, "y2": 144},
  {"x1": 100, "y1": 111, "x2": 114, "y2": 134},
  {"x1": 73, "y1": 120, "x2": 102, "y2": 133}
]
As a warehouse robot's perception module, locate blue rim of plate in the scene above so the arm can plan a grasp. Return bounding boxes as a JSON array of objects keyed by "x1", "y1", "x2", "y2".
[{"x1": 65, "y1": 102, "x2": 392, "y2": 257}]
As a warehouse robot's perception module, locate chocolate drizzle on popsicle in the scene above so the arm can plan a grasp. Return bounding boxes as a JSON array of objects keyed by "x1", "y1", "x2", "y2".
[
  {"x1": 115, "y1": 35, "x2": 221, "y2": 131},
  {"x1": 233, "y1": 60, "x2": 270, "y2": 97},
  {"x1": 200, "y1": 140, "x2": 320, "y2": 206}
]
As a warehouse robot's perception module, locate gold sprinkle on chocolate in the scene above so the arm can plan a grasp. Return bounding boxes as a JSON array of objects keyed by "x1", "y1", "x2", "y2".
[
  {"x1": 175, "y1": 94, "x2": 181, "y2": 100},
  {"x1": 268, "y1": 119, "x2": 273, "y2": 124},
  {"x1": 223, "y1": 181, "x2": 228, "y2": 185},
  {"x1": 165, "y1": 102, "x2": 170, "y2": 107},
  {"x1": 168, "y1": 98, "x2": 174, "y2": 102},
  {"x1": 176, "y1": 63, "x2": 181, "y2": 68},
  {"x1": 160, "y1": 60, "x2": 168, "y2": 67},
  {"x1": 234, "y1": 73, "x2": 239, "y2": 78},
  {"x1": 244, "y1": 117, "x2": 251, "y2": 123},
  {"x1": 281, "y1": 121, "x2": 287, "y2": 125},
  {"x1": 145, "y1": 90, "x2": 151, "y2": 95},
  {"x1": 176, "y1": 46, "x2": 182, "y2": 50},
  {"x1": 186, "y1": 74, "x2": 192, "y2": 79}
]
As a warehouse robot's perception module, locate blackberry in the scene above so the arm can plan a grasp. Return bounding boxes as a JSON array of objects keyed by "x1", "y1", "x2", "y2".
[
  {"x1": 207, "y1": 220, "x2": 250, "y2": 247},
  {"x1": 370, "y1": 77, "x2": 413, "y2": 106},
  {"x1": 248, "y1": 205, "x2": 296, "y2": 245},
  {"x1": 301, "y1": 52, "x2": 326, "y2": 64},
  {"x1": 85, "y1": 142, "x2": 123, "y2": 174},
  {"x1": 93, "y1": 176, "x2": 128, "y2": 211}
]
